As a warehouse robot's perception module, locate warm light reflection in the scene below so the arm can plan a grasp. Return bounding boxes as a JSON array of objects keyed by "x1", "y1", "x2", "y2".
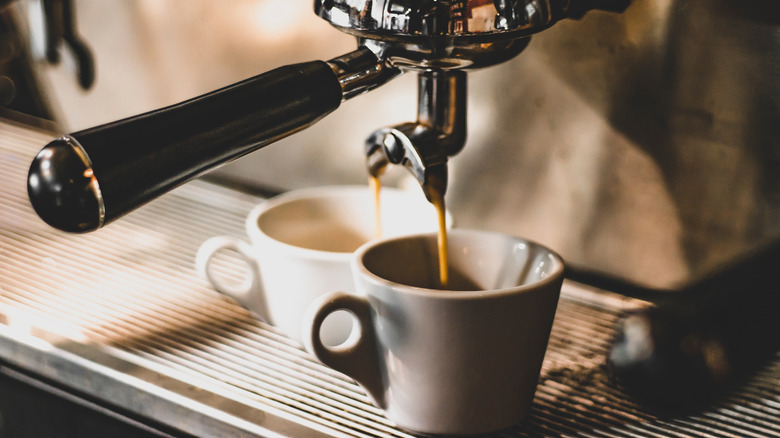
[
  {"x1": 3, "y1": 307, "x2": 89, "y2": 345},
  {"x1": 245, "y1": 0, "x2": 307, "y2": 42}
]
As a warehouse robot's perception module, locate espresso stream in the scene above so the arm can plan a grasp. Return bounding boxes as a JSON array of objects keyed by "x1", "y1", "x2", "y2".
[
  {"x1": 430, "y1": 187, "x2": 449, "y2": 288},
  {"x1": 369, "y1": 175, "x2": 382, "y2": 239},
  {"x1": 371, "y1": 178, "x2": 450, "y2": 289}
]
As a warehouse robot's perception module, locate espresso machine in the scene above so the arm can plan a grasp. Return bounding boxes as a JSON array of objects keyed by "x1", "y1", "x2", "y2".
[
  {"x1": 26, "y1": 0, "x2": 630, "y2": 232},
  {"x1": 2, "y1": 1, "x2": 779, "y2": 436},
  {"x1": 22, "y1": 0, "x2": 780, "y2": 293}
]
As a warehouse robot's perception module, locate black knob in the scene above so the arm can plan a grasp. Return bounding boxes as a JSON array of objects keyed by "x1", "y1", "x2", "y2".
[{"x1": 27, "y1": 137, "x2": 103, "y2": 232}]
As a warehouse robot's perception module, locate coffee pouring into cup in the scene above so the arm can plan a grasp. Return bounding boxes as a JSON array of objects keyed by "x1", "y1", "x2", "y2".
[{"x1": 19, "y1": 3, "x2": 637, "y2": 434}]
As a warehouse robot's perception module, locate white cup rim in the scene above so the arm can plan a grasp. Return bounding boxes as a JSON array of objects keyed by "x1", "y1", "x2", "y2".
[
  {"x1": 244, "y1": 185, "x2": 452, "y2": 262},
  {"x1": 353, "y1": 229, "x2": 565, "y2": 299}
]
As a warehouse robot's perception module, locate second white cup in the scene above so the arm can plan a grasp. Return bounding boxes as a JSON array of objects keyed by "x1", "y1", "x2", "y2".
[{"x1": 196, "y1": 185, "x2": 451, "y2": 344}]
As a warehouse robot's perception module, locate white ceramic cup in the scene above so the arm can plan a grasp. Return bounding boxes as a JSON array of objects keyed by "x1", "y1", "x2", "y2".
[
  {"x1": 303, "y1": 229, "x2": 564, "y2": 435},
  {"x1": 196, "y1": 185, "x2": 451, "y2": 345}
]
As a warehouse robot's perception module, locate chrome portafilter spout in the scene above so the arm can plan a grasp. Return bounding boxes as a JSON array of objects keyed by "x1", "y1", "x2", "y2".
[
  {"x1": 327, "y1": 0, "x2": 631, "y2": 201},
  {"x1": 366, "y1": 70, "x2": 465, "y2": 202}
]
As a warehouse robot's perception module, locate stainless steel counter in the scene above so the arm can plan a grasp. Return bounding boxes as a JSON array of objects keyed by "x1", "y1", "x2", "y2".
[{"x1": 1, "y1": 120, "x2": 778, "y2": 437}]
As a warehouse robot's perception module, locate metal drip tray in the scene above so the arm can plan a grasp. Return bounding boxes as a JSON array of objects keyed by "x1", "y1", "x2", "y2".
[{"x1": 1, "y1": 120, "x2": 778, "y2": 437}]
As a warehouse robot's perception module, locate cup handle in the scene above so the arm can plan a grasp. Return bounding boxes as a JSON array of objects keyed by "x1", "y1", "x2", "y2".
[
  {"x1": 195, "y1": 236, "x2": 268, "y2": 321},
  {"x1": 302, "y1": 292, "x2": 385, "y2": 408}
]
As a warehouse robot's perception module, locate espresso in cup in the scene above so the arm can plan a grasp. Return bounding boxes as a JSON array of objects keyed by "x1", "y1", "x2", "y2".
[{"x1": 303, "y1": 230, "x2": 564, "y2": 435}]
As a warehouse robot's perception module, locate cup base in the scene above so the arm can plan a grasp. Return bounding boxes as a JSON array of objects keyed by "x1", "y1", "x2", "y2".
[{"x1": 391, "y1": 419, "x2": 520, "y2": 437}]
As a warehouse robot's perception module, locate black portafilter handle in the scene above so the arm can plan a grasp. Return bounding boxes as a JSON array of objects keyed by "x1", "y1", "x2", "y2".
[
  {"x1": 27, "y1": 60, "x2": 344, "y2": 233},
  {"x1": 609, "y1": 240, "x2": 780, "y2": 415}
]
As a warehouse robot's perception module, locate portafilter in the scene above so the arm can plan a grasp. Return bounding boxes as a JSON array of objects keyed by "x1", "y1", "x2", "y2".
[{"x1": 27, "y1": 1, "x2": 630, "y2": 232}]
